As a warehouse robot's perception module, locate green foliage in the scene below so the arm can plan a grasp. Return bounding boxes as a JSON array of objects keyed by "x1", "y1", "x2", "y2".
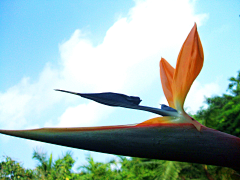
[
  {"x1": 32, "y1": 148, "x2": 76, "y2": 180},
  {"x1": 195, "y1": 71, "x2": 240, "y2": 137},
  {"x1": 32, "y1": 148, "x2": 53, "y2": 179},
  {"x1": 121, "y1": 158, "x2": 182, "y2": 180},
  {"x1": 228, "y1": 70, "x2": 240, "y2": 96},
  {"x1": 52, "y1": 151, "x2": 75, "y2": 180},
  {"x1": 0, "y1": 156, "x2": 34, "y2": 179},
  {"x1": 117, "y1": 157, "x2": 159, "y2": 179},
  {"x1": 77, "y1": 154, "x2": 117, "y2": 179},
  {"x1": 156, "y1": 161, "x2": 181, "y2": 180},
  {"x1": 1, "y1": 151, "x2": 239, "y2": 179}
]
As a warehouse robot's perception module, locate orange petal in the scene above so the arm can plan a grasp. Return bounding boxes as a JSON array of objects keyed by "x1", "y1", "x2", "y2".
[
  {"x1": 160, "y1": 58, "x2": 175, "y2": 108},
  {"x1": 172, "y1": 23, "x2": 204, "y2": 111},
  {"x1": 136, "y1": 116, "x2": 173, "y2": 126}
]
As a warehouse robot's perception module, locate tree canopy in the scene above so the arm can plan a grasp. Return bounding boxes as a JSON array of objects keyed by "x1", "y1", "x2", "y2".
[{"x1": 195, "y1": 70, "x2": 240, "y2": 137}]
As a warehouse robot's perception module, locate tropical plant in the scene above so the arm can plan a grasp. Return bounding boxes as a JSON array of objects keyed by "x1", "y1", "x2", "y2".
[
  {"x1": 52, "y1": 151, "x2": 75, "y2": 180},
  {"x1": 195, "y1": 71, "x2": 240, "y2": 137},
  {"x1": 0, "y1": 155, "x2": 34, "y2": 180},
  {"x1": 32, "y1": 147, "x2": 53, "y2": 179},
  {"x1": 77, "y1": 154, "x2": 118, "y2": 180},
  {"x1": 1, "y1": 24, "x2": 240, "y2": 170}
]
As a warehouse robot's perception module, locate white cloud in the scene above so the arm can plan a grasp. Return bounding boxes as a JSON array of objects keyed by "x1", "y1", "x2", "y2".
[
  {"x1": 57, "y1": 102, "x2": 112, "y2": 127},
  {"x1": 0, "y1": 78, "x2": 31, "y2": 129},
  {"x1": 0, "y1": 0, "x2": 209, "y2": 129},
  {"x1": 0, "y1": 64, "x2": 62, "y2": 129},
  {"x1": 59, "y1": 0, "x2": 209, "y2": 92},
  {"x1": 184, "y1": 81, "x2": 220, "y2": 113}
]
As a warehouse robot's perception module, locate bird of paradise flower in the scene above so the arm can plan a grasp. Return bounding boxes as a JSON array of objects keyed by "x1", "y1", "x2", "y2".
[{"x1": 1, "y1": 23, "x2": 240, "y2": 170}]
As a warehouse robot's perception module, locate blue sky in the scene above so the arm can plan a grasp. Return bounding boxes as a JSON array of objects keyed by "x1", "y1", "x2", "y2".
[{"x1": 0, "y1": 0, "x2": 239, "y2": 170}]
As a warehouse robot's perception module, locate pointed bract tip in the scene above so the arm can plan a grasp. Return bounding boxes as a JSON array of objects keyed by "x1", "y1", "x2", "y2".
[
  {"x1": 54, "y1": 89, "x2": 80, "y2": 95},
  {"x1": 54, "y1": 89, "x2": 67, "y2": 93},
  {"x1": 171, "y1": 22, "x2": 204, "y2": 111}
]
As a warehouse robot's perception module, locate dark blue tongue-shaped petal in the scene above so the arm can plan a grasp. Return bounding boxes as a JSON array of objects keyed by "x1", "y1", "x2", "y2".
[
  {"x1": 55, "y1": 89, "x2": 178, "y2": 117},
  {"x1": 55, "y1": 89, "x2": 141, "y2": 106},
  {"x1": 79, "y1": 92, "x2": 142, "y2": 106},
  {"x1": 161, "y1": 104, "x2": 178, "y2": 112}
]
